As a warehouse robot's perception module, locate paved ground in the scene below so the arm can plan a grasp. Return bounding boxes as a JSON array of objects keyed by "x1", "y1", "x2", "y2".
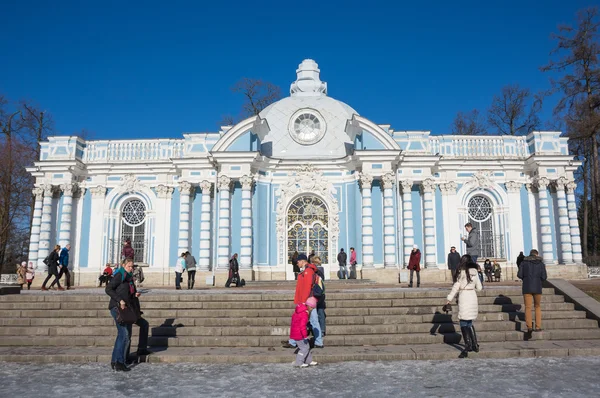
[{"x1": 1, "y1": 357, "x2": 599, "y2": 397}]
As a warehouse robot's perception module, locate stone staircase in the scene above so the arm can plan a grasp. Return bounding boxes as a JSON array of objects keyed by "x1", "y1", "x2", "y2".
[{"x1": 1, "y1": 286, "x2": 600, "y2": 363}]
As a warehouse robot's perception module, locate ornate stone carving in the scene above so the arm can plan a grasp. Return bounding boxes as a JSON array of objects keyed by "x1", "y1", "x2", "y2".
[
  {"x1": 41, "y1": 184, "x2": 54, "y2": 197},
  {"x1": 275, "y1": 165, "x2": 339, "y2": 264},
  {"x1": 199, "y1": 180, "x2": 213, "y2": 194},
  {"x1": 178, "y1": 181, "x2": 193, "y2": 195},
  {"x1": 32, "y1": 187, "x2": 44, "y2": 199},
  {"x1": 470, "y1": 171, "x2": 494, "y2": 189},
  {"x1": 525, "y1": 182, "x2": 536, "y2": 193},
  {"x1": 566, "y1": 180, "x2": 577, "y2": 194},
  {"x1": 535, "y1": 177, "x2": 550, "y2": 190},
  {"x1": 554, "y1": 176, "x2": 569, "y2": 191},
  {"x1": 400, "y1": 180, "x2": 413, "y2": 194},
  {"x1": 217, "y1": 175, "x2": 232, "y2": 191},
  {"x1": 60, "y1": 183, "x2": 76, "y2": 196},
  {"x1": 440, "y1": 181, "x2": 458, "y2": 195},
  {"x1": 121, "y1": 174, "x2": 143, "y2": 194},
  {"x1": 359, "y1": 173, "x2": 373, "y2": 190},
  {"x1": 240, "y1": 175, "x2": 254, "y2": 190},
  {"x1": 90, "y1": 186, "x2": 107, "y2": 198},
  {"x1": 74, "y1": 186, "x2": 86, "y2": 198},
  {"x1": 381, "y1": 173, "x2": 395, "y2": 189},
  {"x1": 155, "y1": 184, "x2": 174, "y2": 199},
  {"x1": 421, "y1": 178, "x2": 436, "y2": 194},
  {"x1": 505, "y1": 181, "x2": 522, "y2": 193}
]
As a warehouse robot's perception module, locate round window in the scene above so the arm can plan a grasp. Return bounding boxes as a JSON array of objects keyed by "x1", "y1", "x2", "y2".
[
  {"x1": 288, "y1": 109, "x2": 326, "y2": 145},
  {"x1": 122, "y1": 199, "x2": 146, "y2": 226}
]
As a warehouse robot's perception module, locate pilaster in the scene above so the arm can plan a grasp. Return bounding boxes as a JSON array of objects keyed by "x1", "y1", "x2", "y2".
[
  {"x1": 28, "y1": 187, "x2": 44, "y2": 266},
  {"x1": 87, "y1": 186, "x2": 107, "y2": 271},
  {"x1": 554, "y1": 177, "x2": 573, "y2": 264},
  {"x1": 505, "y1": 181, "x2": 524, "y2": 264},
  {"x1": 536, "y1": 177, "x2": 554, "y2": 264},
  {"x1": 360, "y1": 173, "x2": 374, "y2": 268},
  {"x1": 239, "y1": 175, "x2": 254, "y2": 269},
  {"x1": 58, "y1": 182, "x2": 76, "y2": 248},
  {"x1": 199, "y1": 180, "x2": 213, "y2": 271},
  {"x1": 421, "y1": 179, "x2": 437, "y2": 268},
  {"x1": 400, "y1": 180, "x2": 414, "y2": 267},
  {"x1": 217, "y1": 175, "x2": 232, "y2": 269},
  {"x1": 177, "y1": 181, "x2": 193, "y2": 254},
  {"x1": 38, "y1": 184, "x2": 55, "y2": 270},
  {"x1": 566, "y1": 181, "x2": 583, "y2": 263}
]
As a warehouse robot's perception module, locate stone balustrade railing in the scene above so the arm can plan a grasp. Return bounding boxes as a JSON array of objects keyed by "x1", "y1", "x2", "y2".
[
  {"x1": 428, "y1": 136, "x2": 529, "y2": 158},
  {"x1": 83, "y1": 139, "x2": 185, "y2": 162}
]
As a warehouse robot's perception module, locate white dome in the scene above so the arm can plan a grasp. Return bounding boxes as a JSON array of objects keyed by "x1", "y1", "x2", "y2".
[{"x1": 256, "y1": 60, "x2": 359, "y2": 159}]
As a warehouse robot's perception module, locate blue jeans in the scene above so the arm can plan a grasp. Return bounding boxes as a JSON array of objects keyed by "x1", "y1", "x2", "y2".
[
  {"x1": 339, "y1": 265, "x2": 348, "y2": 279},
  {"x1": 459, "y1": 320, "x2": 473, "y2": 327},
  {"x1": 317, "y1": 308, "x2": 326, "y2": 335},
  {"x1": 110, "y1": 307, "x2": 130, "y2": 364},
  {"x1": 175, "y1": 272, "x2": 182, "y2": 288}
]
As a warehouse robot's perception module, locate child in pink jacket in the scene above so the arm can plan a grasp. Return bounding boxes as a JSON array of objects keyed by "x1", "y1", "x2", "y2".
[{"x1": 290, "y1": 297, "x2": 318, "y2": 367}]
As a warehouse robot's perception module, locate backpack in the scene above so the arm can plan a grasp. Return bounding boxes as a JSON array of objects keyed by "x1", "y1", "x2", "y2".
[
  {"x1": 312, "y1": 274, "x2": 324, "y2": 298},
  {"x1": 43, "y1": 256, "x2": 50, "y2": 265}
]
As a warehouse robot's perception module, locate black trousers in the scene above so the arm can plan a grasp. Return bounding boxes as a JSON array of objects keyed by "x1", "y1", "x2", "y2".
[
  {"x1": 42, "y1": 267, "x2": 61, "y2": 289},
  {"x1": 409, "y1": 269, "x2": 420, "y2": 285},
  {"x1": 187, "y1": 270, "x2": 196, "y2": 288},
  {"x1": 126, "y1": 317, "x2": 150, "y2": 361},
  {"x1": 57, "y1": 266, "x2": 71, "y2": 288}
]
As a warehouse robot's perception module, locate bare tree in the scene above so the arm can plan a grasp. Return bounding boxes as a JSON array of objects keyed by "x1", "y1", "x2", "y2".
[
  {"x1": 487, "y1": 84, "x2": 542, "y2": 135},
  {"x1": 451, "y1": 109, "x2": 488, "y2": 135},
  {"x1": 219, "y1": 78, "x2": 281, "y2": 126},
  {"x1": 541, "y1": 7, "x2": 600, "y2": 258}
]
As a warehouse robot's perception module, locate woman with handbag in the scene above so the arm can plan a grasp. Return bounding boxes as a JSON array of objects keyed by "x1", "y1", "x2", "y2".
[{"x1": 105, "y1": 258, "x2": 150, "y2": 372}]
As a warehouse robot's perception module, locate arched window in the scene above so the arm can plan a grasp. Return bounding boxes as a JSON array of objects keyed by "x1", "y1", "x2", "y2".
[
  {"x1": 468, "y1": 195, "x2": 504, "y2": 259},
  {"x1": 287, "y1": 196, "x2": 329, "y2": 264},
  {"x1": 120, "y1": 199, "x2": 147, "y2": 263}
]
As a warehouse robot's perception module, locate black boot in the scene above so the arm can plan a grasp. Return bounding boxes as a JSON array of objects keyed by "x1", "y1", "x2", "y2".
[
  {"x1": 469, "y1": 325, "x2": 479, "y2": 353},
  {"x1": 459, "y1": 326, "x2": 472, "y2": 358},
  {"x1": 111, "y1": 362, "x2": 115, "y2": 370},
  {"x1": 115, "y1": 362, "x2": 131, "y2": 372}
]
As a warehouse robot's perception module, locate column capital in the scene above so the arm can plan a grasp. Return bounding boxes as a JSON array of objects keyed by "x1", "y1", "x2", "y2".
[
  {"x1": 554, "y1": 176, "x2": 569, "y2": 191},
  {"x1": 41, "y1": 184, "x2": 54, "y2": 197},
  {"x1": 32, "y1": 187, "x2": 44, "y2": 199},
  {"x1": 525, "y1": 182, "x2": 537, "y2": 193},
  {"x1": 74, "y1": 186, "x2": 86, "y2": 198},
  {"x1": 535, "y1": 177, "x2": 550, "y2": 190},
  {"x1": 400, "y1": 180, "x2": 413, "y2": 194},
  {"x1": 420, "y1": 178, "x2": 436, "y2": 194},
  {"x1": 199, "y1": 180, "x2": 213, "y2": 194},
  {"x1": 440, "y1": 181, "x2": 458, "y2": 195},
  {"x1": 505, "y1": 181, "x2": 522, "y2": 193},
  {"x1": 381, "y1": 172, "x2": 395, "y2": 189},
  {"x1": 240, "y1": 175, "x2": 254, "y2": 190},
  {"x1": 217, "y1": 175, "x2": 232, "y2": 191},
  {"x1": 566, "y1": 180, "x2": 577, "y2": 194},
  {"x1": 156, "y1": 184, "x2": 174, "y2": 199},
  {"x1": 178, "y1": 181, "x2": 193, "y2": 196},
  {"x1": 90, "y1": 185, "x2": 107, "y2": 198},
  {"x1": 59, "y1": 182, "x2": 77, "y2": 196},
  {"x1": 359, "y1": 173, "x2": 373, "y2": 189}
]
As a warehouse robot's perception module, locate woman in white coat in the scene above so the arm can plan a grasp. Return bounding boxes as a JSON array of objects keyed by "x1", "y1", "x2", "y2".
[{"x1": 445, "y1": 255, "x2": 483, "y2": 358}]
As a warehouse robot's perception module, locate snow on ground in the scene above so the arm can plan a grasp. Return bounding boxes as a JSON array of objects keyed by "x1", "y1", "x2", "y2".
[{"x1": 2, "y1": 357, "x2": 599, "y2": 397}]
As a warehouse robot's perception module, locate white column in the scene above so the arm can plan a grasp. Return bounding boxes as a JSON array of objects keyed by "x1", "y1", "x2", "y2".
[
  {"x1": 217, "y1": 175, "x2": 232, "y2": 269},
  {"x1": 154, "y1": 185, "x2": 174, "y2": 269},
  {"x1": 37, "y1": 184, "x2": 54, "y2": 270},
  {"x1": 360, "y1": 173, "x2": 374, "y2": 268},
  {"x1": 382, "y1": 173, "x2": 396, "y2": 268},
  {"x1": 554, "y1": 177, "x2": 573, "y2": 264},
  {"x1": 87, "y1": 186, "x2": 107, "y2": 271},
  {"x1": 440, "y1": 181, "x2": 459, "y2": 253},
  {"x1": 239, "y1": 175, "x2": 254, "y2": 269},
  {"x1": 566, "y1": 180, "x2": 583, "y2": 263},
  {"x1": 525, "y1": 183, "x2": 539, "y2": 250},
  {"x1": 400, "y1": 180, "x2": 414, "y2": 267},
  {"x1": 58, "y1": 183, "x2": 76, "y2": 248},
  {"x1": 177, "y1": 181, "x2": 193, "y2": 254},
  {"x1": 536, "y1": 177, "x2": 554, "y2": 264},
  {"x1": 28, "y1": 187, "x2": 44, "y2": 266},
  {"x1": 421, "y1": 179, "x2": 437, "y2": 268},
  {"x1": 505, "y1": 181, "x2": 525, "y2": 264},
  {"x1": 198, "y1": 180, "x2": 213, "y2": 271},
  {"x1": 73, "y1": 187, "x2": 86, "y2": 271}
]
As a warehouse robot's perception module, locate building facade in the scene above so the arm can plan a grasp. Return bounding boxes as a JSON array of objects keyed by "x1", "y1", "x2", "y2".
[{"x1": 26, "y1": 59, "x2": 587, "y2": 286}]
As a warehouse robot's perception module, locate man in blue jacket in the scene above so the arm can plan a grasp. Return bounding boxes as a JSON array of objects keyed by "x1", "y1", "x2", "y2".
[{"x1": 58, "y1": 244, "x2": 72, "y2": 290}]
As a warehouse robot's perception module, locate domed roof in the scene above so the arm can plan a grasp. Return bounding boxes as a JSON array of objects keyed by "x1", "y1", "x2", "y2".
[{"x1": 256, "y1": 60, "x2": 359, "y2": 159}]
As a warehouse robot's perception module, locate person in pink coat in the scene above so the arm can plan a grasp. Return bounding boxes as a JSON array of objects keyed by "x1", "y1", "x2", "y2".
[{"x1": 290, "y1": 297, "x2": 318, "y2": 368}]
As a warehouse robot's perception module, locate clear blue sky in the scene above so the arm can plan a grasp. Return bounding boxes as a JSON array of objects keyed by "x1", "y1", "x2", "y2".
[{"x1": 1, "y1": 0, "x2": 596, "y2": 140}]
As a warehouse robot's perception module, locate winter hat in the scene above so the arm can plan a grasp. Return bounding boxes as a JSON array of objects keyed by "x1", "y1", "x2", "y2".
[
  {"x1": 413, "y1": 244, "x2": 418, "y2": 249},
  {"x1": 297, "y1": 254, "x2": 308, "y2": 262},
  {"x1": 305, "y1": 297, "x2": 317, "y2": 308},
  {"x1": 21, "y1": 261, "x2": 26, "y2": 267}
]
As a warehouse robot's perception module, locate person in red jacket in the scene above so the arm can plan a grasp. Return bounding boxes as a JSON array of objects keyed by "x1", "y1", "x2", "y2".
[
  {"x1": 293, "y1": 254, "x2": 318, "y2": 305},
  {"x1": 290, "y1": 297, "x2": 318, "y2": 367},
  {"x1": 407, "y1": 244, "x2": 421, "y2": 287}
]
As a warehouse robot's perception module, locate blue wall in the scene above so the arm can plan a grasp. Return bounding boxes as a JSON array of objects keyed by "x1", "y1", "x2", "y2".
[
  {"x1": 354, "y1": 180, "x2": 363, "y2": 260},
  {"x1": 411, "y1": 186, "x2": 424, "y2": 251},
  {"x1": 435, "y1": 186, "x2": 446, "y2": 263},
  {"x1": 169, "y1": 188, "x2": 181, "y2": 266},
  {"x1": 78, "y1": 191, "x2": 91, "y2": 267},
  {"x1": 520, "y1": 186, "x2": 533, "y2": 253},
  {"x1": 336, "y1": 184, "x2": 347, "y2": 252},
  {"x1": 230, "y1": 182, "x2": 242, "y2": 256},
  {"x1": 371, "y1": 180, "x2": 384, "y2": 264},
  {"x1": 269, "y1": 184, "x2": 278, "y2": 264}
]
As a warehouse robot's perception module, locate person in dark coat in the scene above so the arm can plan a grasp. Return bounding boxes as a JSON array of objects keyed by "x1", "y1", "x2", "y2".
[
  {"x1": 516, "y1": 251, "x2": 525, "y2": 268},
  {"x1": 517, "y1": 249, "x2": 548, "y2": 336},
  {"x1": 105, "y1": 258, "x2": 150, "y2": 372},
  {"x1": 41, "y1": 245, "x2": 63, "y2": 291},
  {"x1": 121, "y1": 239, "x2": 135, "y2": 261},
  {"x1": 337, "y1": 248, "x2": 348, "y2": 279},
  {"x1": 225, "y1": 253, "x2": 240, "y2": 287},
  {"x1": 462, "y1": 223, "x2": 480, "y2": 263},
  {"x1": 291, "y1": 251, "x2": 300, "y2": 280},
  {"x1": 407, "y1": 245, "x2": 421, "y2": 288},
  {"x1": 58, "y1": 244, "x2": 72, "y2": 289},
  {"x1": 447, "y1": 246, "x2": 461, "y2": 282},
  {"x1": 483, "y1": 259, "x2": 493, "y2": 283}
]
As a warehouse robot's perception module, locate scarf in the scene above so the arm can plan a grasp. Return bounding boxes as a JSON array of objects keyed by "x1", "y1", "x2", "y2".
[{"x1": 116, "y1": 267, "x2": 135, "y2": 295}]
